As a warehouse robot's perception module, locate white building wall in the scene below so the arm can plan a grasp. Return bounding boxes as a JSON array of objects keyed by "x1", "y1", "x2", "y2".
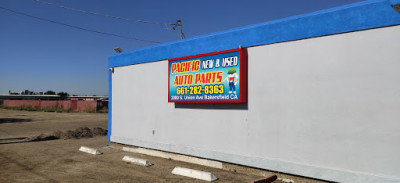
[{"x1": 111, "y1": 25, "x2": 400, "y2": 183}]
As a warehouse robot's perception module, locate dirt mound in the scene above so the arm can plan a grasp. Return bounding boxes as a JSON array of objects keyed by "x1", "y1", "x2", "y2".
[
  {"x1": 30, "y1": 134, "x2": 59, "y2": 141},
  {"x1": 30, "y1": 127, "x2": 107, "y2": 141},
  {"x1": 65, "y1": 127, "x2": 93, "y2": 139},
  {"x1": 92, "y1": 127, "x2": 108, "y2": 136}
]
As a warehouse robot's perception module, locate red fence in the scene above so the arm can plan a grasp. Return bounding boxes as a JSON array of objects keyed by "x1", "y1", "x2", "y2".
[{"x1": 3, "y1": 100, "x2": 98, "y2": 112}]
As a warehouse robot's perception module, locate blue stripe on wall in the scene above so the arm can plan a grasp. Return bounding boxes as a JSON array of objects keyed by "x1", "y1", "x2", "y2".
[
  {"x1": 108, "y1": 0, "x2": 400, "y2": 68},
  {"x1": 391, "y1": 0, "x2": 400, "y2": 5},
  {"x1": 107, "y1": 70, "x2": 112, "y2": 141}
]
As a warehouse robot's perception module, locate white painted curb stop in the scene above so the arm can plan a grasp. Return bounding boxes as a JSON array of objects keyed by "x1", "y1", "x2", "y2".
[
  {"x1": 122, "y1": 147, "x2": 222, "y2": 169},
  {"x1": 122, "y1": 155, "x2": 153, "y2": 166},
  {"x1": 79, "y1": 146, "x2": 102, "y2": 155},
  {"x1": 278, "y1": 178, "x2": 295, "y2": 183},
  {"x1": 171, "y1": 167, "x2": 218, "y2": 182}
]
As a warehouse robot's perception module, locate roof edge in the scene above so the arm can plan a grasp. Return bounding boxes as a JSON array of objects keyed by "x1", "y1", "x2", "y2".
[{"x1": 109, "y1": 0, "x2": 400, "y2": 68}]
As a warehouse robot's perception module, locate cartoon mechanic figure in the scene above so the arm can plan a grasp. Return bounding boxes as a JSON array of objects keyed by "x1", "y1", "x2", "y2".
[{"x1": 223, "y1": 68, "x2": 239, "y2": 94}]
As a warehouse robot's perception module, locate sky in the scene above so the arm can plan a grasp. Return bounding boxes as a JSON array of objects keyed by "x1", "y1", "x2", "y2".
[{"x1": 0, "y1": 0, "x2": 364, "y2": 96}]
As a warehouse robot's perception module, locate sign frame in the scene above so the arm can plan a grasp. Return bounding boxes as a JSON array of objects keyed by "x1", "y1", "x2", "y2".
[{"x1": 168, "y1": 48, "x2": 247, "y2": 103}]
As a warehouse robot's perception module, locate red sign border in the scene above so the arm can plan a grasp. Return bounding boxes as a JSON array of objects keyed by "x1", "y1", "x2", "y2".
[{"x1": 168, "y1": 48, "x2": 247, "y2": 103}]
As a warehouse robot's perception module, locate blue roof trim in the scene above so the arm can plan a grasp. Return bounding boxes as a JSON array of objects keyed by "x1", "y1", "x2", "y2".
[{"x1": 108, "y1": 0, "x2": 400, "y2": 68}]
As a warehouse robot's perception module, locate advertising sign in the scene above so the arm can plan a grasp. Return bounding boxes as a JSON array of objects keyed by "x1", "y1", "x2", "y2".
[{"x1": 168, "y1": 48, "x2": 247, "y2": 103}]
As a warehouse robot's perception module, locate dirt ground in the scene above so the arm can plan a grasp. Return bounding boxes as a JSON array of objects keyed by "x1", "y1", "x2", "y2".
[{"x1": 0, "y1": 109, "x2": 328, "y2": 183}]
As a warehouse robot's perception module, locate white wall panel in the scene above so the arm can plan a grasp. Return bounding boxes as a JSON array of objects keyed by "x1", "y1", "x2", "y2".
[{"x1": 111, "y1": 25, "x2": 400, "y2": 183}]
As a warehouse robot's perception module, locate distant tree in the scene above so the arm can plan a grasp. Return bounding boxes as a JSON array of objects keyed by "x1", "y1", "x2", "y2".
[
  {"x1": 57, "y1": 92, "x2": 70, "y2": 98},
  {"x1": 44, "y1": 90, "x2": 56, "y2": 95},
  {"x1": 21, "y1": 89, "x2": 34, "y2": 95},
  {"x1": 9, "y1": 90, "x2": 19, "y2": 95}
]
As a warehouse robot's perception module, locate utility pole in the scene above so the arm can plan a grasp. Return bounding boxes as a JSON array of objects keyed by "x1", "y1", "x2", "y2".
[{"x1": 171, "y1": 19, "x2": 185, "y2": 40}]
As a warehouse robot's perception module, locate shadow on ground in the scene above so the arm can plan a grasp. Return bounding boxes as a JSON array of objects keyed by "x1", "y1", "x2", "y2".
[
  {"x1": 0, "y1": 137, "x2": 29, "y2": 145},
  {"x1": 0, "y1": 118, "x2": 33, "y2": 124}
]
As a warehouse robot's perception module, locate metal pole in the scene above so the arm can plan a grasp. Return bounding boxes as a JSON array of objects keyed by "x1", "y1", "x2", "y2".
[{"x1": 178, "y1": 20, "x2": 183, "y2": 40}]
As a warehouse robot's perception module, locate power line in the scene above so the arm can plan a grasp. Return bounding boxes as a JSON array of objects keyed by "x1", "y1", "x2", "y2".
[
  {"x1": 0, "y1": 6, "x2": 162, "y2": 44},
  {"x1": 34, "y1": 0, "x2": 171, "y2": 30}
]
